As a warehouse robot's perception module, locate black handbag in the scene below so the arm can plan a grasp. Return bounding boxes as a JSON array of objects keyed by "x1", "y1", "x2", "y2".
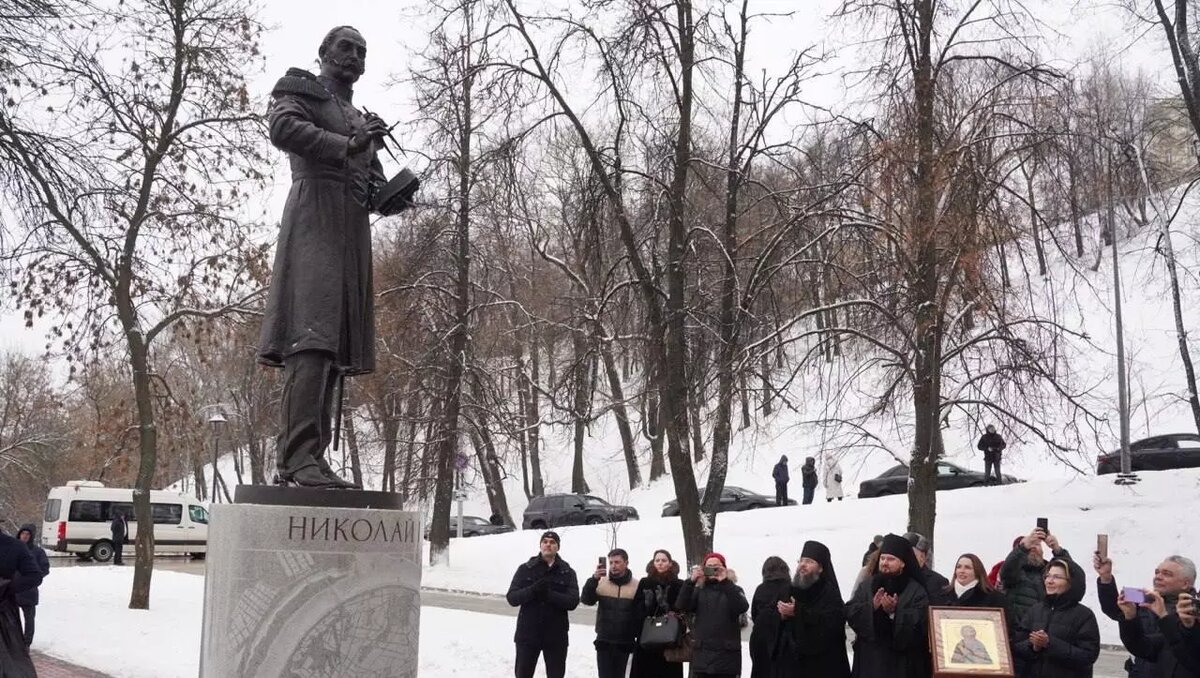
[{"x1": 639, "y1": 613, "x2": 683, "y2": 649}]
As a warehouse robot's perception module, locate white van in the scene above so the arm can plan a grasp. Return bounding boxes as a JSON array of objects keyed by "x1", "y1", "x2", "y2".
[{"x1": 41, "y1": 481, "x2": 209, "y2": 561}]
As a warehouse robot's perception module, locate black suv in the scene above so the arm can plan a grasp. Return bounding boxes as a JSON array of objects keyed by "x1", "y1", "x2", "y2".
[
  {"x1": 1097, "y1": 433, "x2": 1200, "y2": 474},
  {"x1": 521, "y1": 494, "x2": 639, "y2": 530}
]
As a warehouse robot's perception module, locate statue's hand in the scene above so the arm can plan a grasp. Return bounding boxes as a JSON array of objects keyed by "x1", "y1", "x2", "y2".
[{"x1": 349, "y1": 116, "x2": 389, "y2": 154}]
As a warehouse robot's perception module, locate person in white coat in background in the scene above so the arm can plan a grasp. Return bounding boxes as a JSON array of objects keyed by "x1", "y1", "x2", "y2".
[{"x1": 824, "y1": 458, "x2": 844, "y2": 502}]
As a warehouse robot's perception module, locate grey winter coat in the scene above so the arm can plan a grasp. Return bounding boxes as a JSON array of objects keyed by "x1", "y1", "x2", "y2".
[{"x1": 258, "y1": 68, "x2": 387, "y2": 375}]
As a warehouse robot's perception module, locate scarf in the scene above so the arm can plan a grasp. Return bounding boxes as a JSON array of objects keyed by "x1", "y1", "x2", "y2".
[{"x1": 954, "y1": 580, "x2": 979, "y2": 598}]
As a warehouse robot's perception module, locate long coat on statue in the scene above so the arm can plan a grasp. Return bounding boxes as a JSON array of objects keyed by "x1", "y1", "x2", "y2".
[{"x1": 258, "y1": 68, "x2": 386, "y2": 375}]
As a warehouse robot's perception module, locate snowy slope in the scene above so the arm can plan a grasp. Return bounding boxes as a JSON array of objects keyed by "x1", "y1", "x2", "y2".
[{"x1": 423, "y1": 467, "x2": 1200, "y2": 646}]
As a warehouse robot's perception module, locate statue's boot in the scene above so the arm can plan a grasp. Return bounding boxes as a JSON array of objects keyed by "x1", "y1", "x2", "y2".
[
  {"x1": 274, "y1": 464, "x2": 346, "y2": 489},
  {"x1": 314, "y1": 456, "x2": 361, "y2": 489}
]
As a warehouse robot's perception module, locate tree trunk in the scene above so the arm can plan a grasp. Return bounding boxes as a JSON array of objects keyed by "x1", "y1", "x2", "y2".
[
  {"x1": 571, "y1": 335, "x2": 591, "y2": 494},
  {"x1": 469, "y1": 414, "x2": 513, "y2": 527},
  {"x1": 905, "y1": 0, "x2": 943, "y2": 548},
  {"x1": 1024, "y1": 159, "x2": 1048, "y2": 277},
  {"x1": 645, "y1": 389, "x2": 666, "y2": 481},
  {"x1": 344, "y1": 406, "x2": 364, "y2": 490},
  {"x1": 525, "y1": 333, "x2": 545, "y2": 497},
  {"x1": 738, "y1": 372, "x2": 751, "y2": 430},
  {"x1": 400, "y1": 397, "x2": 420, "y2": 502},
  {"x1": 124, "y1": 327, "x2": 157, "y2": 610},
  {"x1": 600, "y1": 341, "x2": 641, "y2": 489},
  {"x1": 429, "y1": 37, "x2": 474, "y2": 563}
]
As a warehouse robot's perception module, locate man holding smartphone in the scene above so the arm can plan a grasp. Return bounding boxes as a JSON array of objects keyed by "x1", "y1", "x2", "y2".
[
  {"x1": 1094, "y1": 551, "x2": 1199, "y2": 677},
  {"x1": 580, "y1": 548, "x2": 642, "y2": 678},
  {"x1": 1001, "y1": 524, "x2": 1072, "y2": 627}
]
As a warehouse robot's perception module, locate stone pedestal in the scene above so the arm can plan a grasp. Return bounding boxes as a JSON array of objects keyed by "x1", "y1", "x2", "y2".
[{"x1": 199, "y1": 486, "x2": 422, "y2": 678}]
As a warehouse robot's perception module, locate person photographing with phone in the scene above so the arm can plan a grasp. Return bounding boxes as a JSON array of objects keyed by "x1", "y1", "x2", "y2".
[
  {"x1": 674, "y1": 553, "x2": 748, "y2": 678},
  {"x1": 1168, "y1": 592, "x2": 1200, "y2": 672},
  {"x1": 1001, "y1": 521, "x2": 1073, "y2": 626},
  {"x1": 1093, "y1": 547, "x2": 1199, "y2": 678},
  {"x1": 580, "y1": 548, "x2": 642, "y2": 678}
]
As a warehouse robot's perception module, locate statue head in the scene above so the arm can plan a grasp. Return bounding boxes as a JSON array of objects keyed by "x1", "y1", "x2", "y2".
[{"x1": 318, "y1": 26, "x2": 366, "y2": 85}]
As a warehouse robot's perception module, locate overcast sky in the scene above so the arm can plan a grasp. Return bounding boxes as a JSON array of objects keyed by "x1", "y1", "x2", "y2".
[{"x1": 0, "y1": 0, "x2": 1172, "y2": 358}]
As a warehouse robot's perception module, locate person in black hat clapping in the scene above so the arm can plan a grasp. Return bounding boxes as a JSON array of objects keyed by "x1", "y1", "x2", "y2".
[
  {"x1": 845, "y1": 533, "x2": 931, "y2": 678},
  {"x1": 505, "y1": 530, "x2": 580, "y2": 678}
]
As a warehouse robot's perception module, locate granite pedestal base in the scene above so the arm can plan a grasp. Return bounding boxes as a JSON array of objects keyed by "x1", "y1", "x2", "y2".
[{"x1": 199, "y1": 486, "x2": 422, "y2": 678}]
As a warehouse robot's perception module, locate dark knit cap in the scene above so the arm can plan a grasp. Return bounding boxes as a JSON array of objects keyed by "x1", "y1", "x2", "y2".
[{"x1": 540, "y1": 530, "x2": 560, "y2": 546}]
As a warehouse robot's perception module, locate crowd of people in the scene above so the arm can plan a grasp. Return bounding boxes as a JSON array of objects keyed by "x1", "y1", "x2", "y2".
[{"x1": 506, "y1": 527, "x2": 1200, "y2": 678}]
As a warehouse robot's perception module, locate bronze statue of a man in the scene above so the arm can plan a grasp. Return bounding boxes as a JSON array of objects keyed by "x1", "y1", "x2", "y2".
[{"x1": 258, "y1": 26, "x2": 391, "y2": 489}]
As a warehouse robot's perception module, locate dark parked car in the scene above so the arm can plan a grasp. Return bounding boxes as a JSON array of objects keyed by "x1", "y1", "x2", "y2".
[
  {"x1": 424, "y1": 515, "x2": 515, "y2": 540},
  {"x1": 1096, "y1": 433, "x2": 1200, "y2": 474},
  {"x1": 660, "y1": 485, "x2": 795, "y2": 517},
  {"x1": 858, "y1": 461, "x2": 1020, "y2": 498},
  {"x1": 522, "y1": 494, "x2": 639, "y2": 530}
]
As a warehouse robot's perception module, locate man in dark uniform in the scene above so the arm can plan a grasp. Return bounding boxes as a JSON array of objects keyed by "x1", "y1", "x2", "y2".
[{"x1": 258, "y1": 26, "x2": 392, "y2": 488}]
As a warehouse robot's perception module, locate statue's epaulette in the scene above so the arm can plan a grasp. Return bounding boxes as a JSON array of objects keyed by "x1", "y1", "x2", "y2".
[{"x1": 270, "y1": 68, "x2": 331, "y2": 101}]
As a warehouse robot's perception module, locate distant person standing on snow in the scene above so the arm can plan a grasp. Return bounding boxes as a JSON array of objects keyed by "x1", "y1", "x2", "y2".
[
  {"x1": 824, "y1": 459, "x2": 844, "y2": 502},
  {"x1": 772, "y1": 456, "x2": 790, "y2": 507},
  {"x1": 801, "y1": 457, "x2": 818, "y2": 505},
  {"x1": 110, "y1": 509, "x2": 129, "y2": 565},
  {"x1": 976, "y1": 425, "x2": 1006, "y2": 484}
]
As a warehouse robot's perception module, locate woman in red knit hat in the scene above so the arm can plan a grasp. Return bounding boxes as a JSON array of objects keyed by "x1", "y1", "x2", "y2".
[{"x1": 675, "y1": 552, "x2": 749, "y2": 678}]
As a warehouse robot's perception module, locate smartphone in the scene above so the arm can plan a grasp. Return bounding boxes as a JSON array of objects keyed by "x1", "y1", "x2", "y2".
[
  {"x1": 1036, "y1": 517, "x2": 1049, "y2": 533},
  {"x1": 598, "y1": 556, "x2": 607, "y2": 576},
  {"x1": 1123, "y1": 587, "x2": 1146, "y2": 604},
  {"x1": 1097, "y1": 534, "x2": 1108, "y2": 560},
  {"x1": 703, "y1": 566, "x2": 717, "y2": 577}
]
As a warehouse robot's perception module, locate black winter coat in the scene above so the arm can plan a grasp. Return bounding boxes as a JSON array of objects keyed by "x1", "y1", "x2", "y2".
[
  {"x1": 846, "y1": 575, "x2": 930, "y2": 678},
  {"x1": 676, "y1": 576, "x2": 750, "y2": 675},
  {"x1": 923, "y1": 566, "x2": 950, "y2": 599},
  {"x1": 581, "y1": 571, "x2": 643, "y2": 649},
  {"x1": 978, "y1": 432, "x2": 1007, "y2": 456},
  {"x1": 14, "y1": 525, "x2": 48, "y2": 607},
  {"x1": 505, "y1": 555, "x2": 580, "y2": 647},
  {"x1": 773, "y1": 461, "x2": 790, "y2": 485},
  {"x1": 631, "y1": 574, "x2": 684, "y2": 678},
  {"x1": 0, "y1": 531, "x2": 42, "y2": 678},
  {"x1": 1013, "y1": 560, "x2": 1100, "y2": 678},
  {"x1": 1096, "y1": 579, "x2": 1200, "y2": 678},
  {"x1": 750, "y1": 575, "x2": 793, "y2": 678},
  {"x1": 772, "y1": 575, "x2": 851, "y2": 678},
  {"x1": 801, "y1": 464, "x2": 818, "y2": 490},
  {"x1": 1001, "y1": 545, "x2": 1072, "y2": 628},
  {"x1": 1161, "y1": 620, "x2": 1200, "y2": 676},
  {"x1": 111, "y1": 514, "x2": 128, "y2": 542}
]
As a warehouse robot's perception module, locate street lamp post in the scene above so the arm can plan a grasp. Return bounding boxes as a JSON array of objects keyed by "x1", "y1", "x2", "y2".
[{"x1": 208, "y1": 413, "x2": 227, "y2": 502}]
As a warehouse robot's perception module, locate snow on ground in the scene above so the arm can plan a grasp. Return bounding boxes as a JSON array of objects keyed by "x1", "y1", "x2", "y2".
[
  {"x1": 423, "y1": 467, "x2": 1200, "y2": 647},
  {"x1": 31, "y1": 468, "x2": 1198, "y2": 674},
  {"x1": 34, "y1": 567, "x2": 610, "y2": 678}
]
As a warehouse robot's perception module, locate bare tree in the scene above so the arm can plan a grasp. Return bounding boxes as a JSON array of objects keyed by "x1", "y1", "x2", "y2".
[{"x1": 0, "y1": 0, "x2": 268, "y2": 608}]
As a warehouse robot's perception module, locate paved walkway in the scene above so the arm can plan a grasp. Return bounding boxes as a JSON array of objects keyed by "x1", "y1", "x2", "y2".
[{"x1": 32, "y1": 651, "x2": 112, "y2": 678}]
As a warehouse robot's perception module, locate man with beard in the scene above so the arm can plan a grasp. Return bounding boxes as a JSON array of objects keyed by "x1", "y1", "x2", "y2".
[
  {"x1": 258, "y1": 25, "x2": 393, "y2": 488},
  {"x1": 1095, "y1": 552, "x2": 1199, "y2": 677},
  {"x1": 846, "y1": 533, "x2": 930, "y2": 678},
  {"x1": 581, "y1": 548, "x2": 642, "y2": 678},
  {"x1": 774, "y1": 540, "x2": 851, "y2": 678}
]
